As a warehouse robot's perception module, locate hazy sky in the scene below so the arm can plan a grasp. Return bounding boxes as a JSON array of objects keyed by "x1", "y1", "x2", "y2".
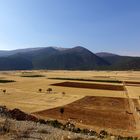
[{"x1": 0, "y1": 0, "x2": 140, "y2": 56}]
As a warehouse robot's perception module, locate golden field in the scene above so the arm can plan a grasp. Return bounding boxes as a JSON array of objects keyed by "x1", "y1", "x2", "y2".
[
  {"x1": 0, "y1": 70, "x2": 140, "y2": 113},
  {"x1": 0, "y1": 70, "x2": 140, "y2": 137}
]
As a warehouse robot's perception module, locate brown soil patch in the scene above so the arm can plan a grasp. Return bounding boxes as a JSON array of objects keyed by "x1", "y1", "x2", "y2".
[
  {"x1": 125, "y1": 81, "x2": 140, "y2": 84},
  {"x1": 51, "y1": 82, "x2": 124, "y2": 91},
  {"x1": 125, "y1": 81, "x2": 140, "y2": 87},
  {"x1": 34, "y1": 96, "x2": 136, "y2": 131}
]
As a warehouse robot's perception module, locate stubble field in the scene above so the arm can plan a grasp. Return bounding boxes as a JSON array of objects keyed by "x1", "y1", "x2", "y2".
[{"x1": 0, "y1": 70, "x2": 140, "y2": 136}]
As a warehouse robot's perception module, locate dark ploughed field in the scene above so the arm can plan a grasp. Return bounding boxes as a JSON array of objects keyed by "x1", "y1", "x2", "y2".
[
  {"x1": 34, "y1": 96, "x2": 136, "y2": 131},
  {"x1": 51, "y1": 81, "x2": 124, "y2": 91}
]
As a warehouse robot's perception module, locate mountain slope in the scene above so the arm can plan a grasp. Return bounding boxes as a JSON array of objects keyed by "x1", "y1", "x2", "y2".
[
  {"x1": 32, "y1": 46, "x2": 110, "y2": 70},
  {"x1": 97, "y1": 53, "x2": 140, "y2": 70},
  {"x1": 0, "y1": 46, "x2": 110, "y2": 70},
  {"x1": 96, "y1": 52, "x2": 119, "y2": 57},
  {"x1": 0, "y1": 56, "x2": 33, "y2": 70},
  {"x1": 0, "y1": 47, "x2": 44, "y2": 57},
  {"x1": 0, "y1": 47, "x2": 139, "y2": 70}
]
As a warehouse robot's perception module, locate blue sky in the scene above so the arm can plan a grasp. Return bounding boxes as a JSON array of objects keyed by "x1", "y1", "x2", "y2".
[{"x1": 0, "y1": 0, "x2": 140, "y2": 56}]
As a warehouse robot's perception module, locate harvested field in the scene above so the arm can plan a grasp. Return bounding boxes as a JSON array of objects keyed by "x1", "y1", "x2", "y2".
[
  {"x1": 34, "y1": 96, "x2": 136, "y2": 132},
  {"x1": 0, "y1": 70, "x2": 140, "y2": 137},
  {"x1": 51, "y1": 81, "x2": 124, "y2": 91}
]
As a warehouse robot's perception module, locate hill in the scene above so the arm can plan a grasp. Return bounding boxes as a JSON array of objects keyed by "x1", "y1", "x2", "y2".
[
  {"x1": 96, "y1": 53, "x2": 140, "y2": 70},
  {"x1": 0, "y1": 46, "x2": 110, "y2": 70},
  {"x1": 0, "y1": 47, "x2": 44, "y2": 57},
  {"x1": 96, "y1": 52, "x2": 119, "y2": 57},
  {"x1": 0, "y1": 46, "x2": 139, "y2": 70},
  {"x1": 31, "y1": 46, "x2": 110, "y2": 70}
]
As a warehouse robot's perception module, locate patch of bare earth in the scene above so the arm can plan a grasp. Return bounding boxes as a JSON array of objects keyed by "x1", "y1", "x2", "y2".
[
  {"x1": 51, "y1": 82, "x2": 124, "y2": 91},
  {"x1": 34, "y1": 96, "x2": 137, "y2": 136}
]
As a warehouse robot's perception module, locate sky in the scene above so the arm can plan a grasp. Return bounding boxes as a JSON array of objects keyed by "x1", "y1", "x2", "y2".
[{"x1": 0, "y1": 0, "x2": 140, "y2": 56}]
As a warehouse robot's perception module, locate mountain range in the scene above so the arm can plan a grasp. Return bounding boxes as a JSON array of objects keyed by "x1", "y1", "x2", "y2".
[{"x1": 0, "y1": 46, "x2": 140, "y2": 70}]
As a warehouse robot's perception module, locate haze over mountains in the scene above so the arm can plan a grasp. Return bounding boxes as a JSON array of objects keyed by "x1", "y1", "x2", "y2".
[{"x1": 0, "y1": 46, "x2": 140, "y2": 70}]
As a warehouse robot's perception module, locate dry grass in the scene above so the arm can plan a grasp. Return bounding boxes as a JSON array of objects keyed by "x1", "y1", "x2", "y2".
[
  {"x1": 0, "y1": 70, "x2": 140, "y2": 137},
  {"x1": 0, "y1": 70, "x2": 139, "y2": 112}
]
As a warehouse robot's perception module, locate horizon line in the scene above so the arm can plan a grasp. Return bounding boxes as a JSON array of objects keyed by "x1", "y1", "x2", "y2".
[{"x1": 0, "y1": 46, "x2": 140, "y2": 57}]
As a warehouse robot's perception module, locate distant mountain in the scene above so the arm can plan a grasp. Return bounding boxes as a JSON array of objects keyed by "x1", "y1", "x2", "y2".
[
  {"x1": 0, "y1": 56, "x2": 33, "y2": 70},
  {"x1": 0, "y1": 46, "x2": 109, "y2": 70},
  {"x1": 0, "y1": 47, "x2": 44, "y2": 57},
  {"x1": 52, "y1": 47, "x2": 69, "y2": 51},
  {"x1": 31, "y1": 46, "x2": 110, "y2": 70},
  {"x1": 96, "y1": 52, "x2": 119, "y2": 57},
  {"x1": 97, "y1": 52, "x2": 140, "y2": 70},
  {"x1": 0, "y1": 46, "x2": 139, "y2": 70}
]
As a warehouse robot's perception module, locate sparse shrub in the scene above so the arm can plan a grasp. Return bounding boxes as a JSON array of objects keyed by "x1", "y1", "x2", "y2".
[
  {"x1": 118, "y1": 135, "x2": 125, "y2": 140},
  {"x1": 74, "y1": 127, "x2": 81, "y2": 133},
  {"x1": 2, "y1": 119, "x2": 10, "y2": 134},
  {"x1": 38, "y1": 129, "x2": 50, "y2": 134},
  {"x1": 49, "y1": 120, "x2": 62, "y2": 128},
  {"x1": 89, "y1": 130, "x2": 98, "y2": 136},
  {"x1": 99, "y1": 130, "x2": 108, "y2": 138},
  {"x1": 134, "y1": 137, "x2": 138, "y2": 140},
  {"x1": 65, "y1": 122, "x2": 75, "y2": 131},
  {"x1": 3, "y1": 89, "x2": 6, "y2": 94},
  {"x1": 38, "y1": 88, "x2": 42, "y2": 92},
  {"x1": 46, "y1": 88, "x2": 52, "y2": 93},
  {"x1": 64, "y1": 137, "x2": 84, "y2": 140},
  {"x1": 62, "y1": 92, "x2": 66, "y2": 96},
  {"x1": 17, "y1": 130, "x2": 30, "y2": 138},
  {"x1": 60, "y1": 107, "x2": 64, "y2": 115},
  {"x1": 38, "y1": 119, "x2": 47, "y2": 124},
  {"x1": 81, "y1": 128, "x2": 90, "y2": 134}
]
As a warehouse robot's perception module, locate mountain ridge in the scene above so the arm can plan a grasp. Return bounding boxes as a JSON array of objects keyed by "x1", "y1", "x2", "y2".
[{"x1": 0, "y1": 46, "x2": 139, "y2": 70}]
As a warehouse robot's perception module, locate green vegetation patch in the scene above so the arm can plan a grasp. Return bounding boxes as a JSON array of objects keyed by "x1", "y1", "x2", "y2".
[
  {"x1": 21, "y1": 74, "x2": 45, "y2": 78},
  {"x1": 0, "y1": 79, "x2": 15, "y2": 83},
  {"x1": 49, "y1": 77, "x2": 122, "y2": 83}
]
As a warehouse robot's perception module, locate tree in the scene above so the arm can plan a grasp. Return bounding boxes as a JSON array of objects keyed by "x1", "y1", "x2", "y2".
[
  {"x1": 60, "y1": 107, "x2": 64, "y2": 116},
  {"x1": 3, "y1": 89, "x2": 6, "y2": 94},
  {"x1": 38, "y1": 88, "x2": 42, "y2": 92},
  {"x1": 47, "y1": 88, "x2": 52, "y2": 93},
  {"x1": 62, "y1": 92, "x2": 66, "y2": 96}
]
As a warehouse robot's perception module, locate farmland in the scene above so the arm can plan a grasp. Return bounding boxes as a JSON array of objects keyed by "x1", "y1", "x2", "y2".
[
  {"x1": 0, "y1": 70, "x2": 140, "y2": 137},
  {"x1": 34, "y1": 96, "x2": 137, "y2": 136}
]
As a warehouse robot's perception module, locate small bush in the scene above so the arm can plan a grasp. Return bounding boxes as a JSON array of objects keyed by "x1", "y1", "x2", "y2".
[
  {"x1": 46, "y1": 88, "x2": 52, "y2": 93},
  {"x1": 49, "y1": 120, "x2": 63, "y2": 128},
  {"x1": 3, "y1": 89, "x2": 6, "y2": 94},
  {"x1": 99, "y1": 130, "x2": 108, "y2": 138},
  {"x1": 38, "y1": 88, "x2": 42, "y2": 92},
  {"x1": 60, "y1": 107, "x2": 64, "y2": 115},
  {"x1": 38, "y1": 129, "x2": 50, "y2": 134},
  {"x1": 1, "y1": 119, "x2": 11, "y2": 134},
  {"x1": 38, "y1": 119, "x2": 47, "y2": 124}
]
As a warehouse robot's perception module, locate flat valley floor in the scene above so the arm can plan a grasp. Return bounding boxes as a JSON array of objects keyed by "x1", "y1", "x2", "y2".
[{"x1": 0, "y1": 70, "x2": 140, "y2": 137}]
